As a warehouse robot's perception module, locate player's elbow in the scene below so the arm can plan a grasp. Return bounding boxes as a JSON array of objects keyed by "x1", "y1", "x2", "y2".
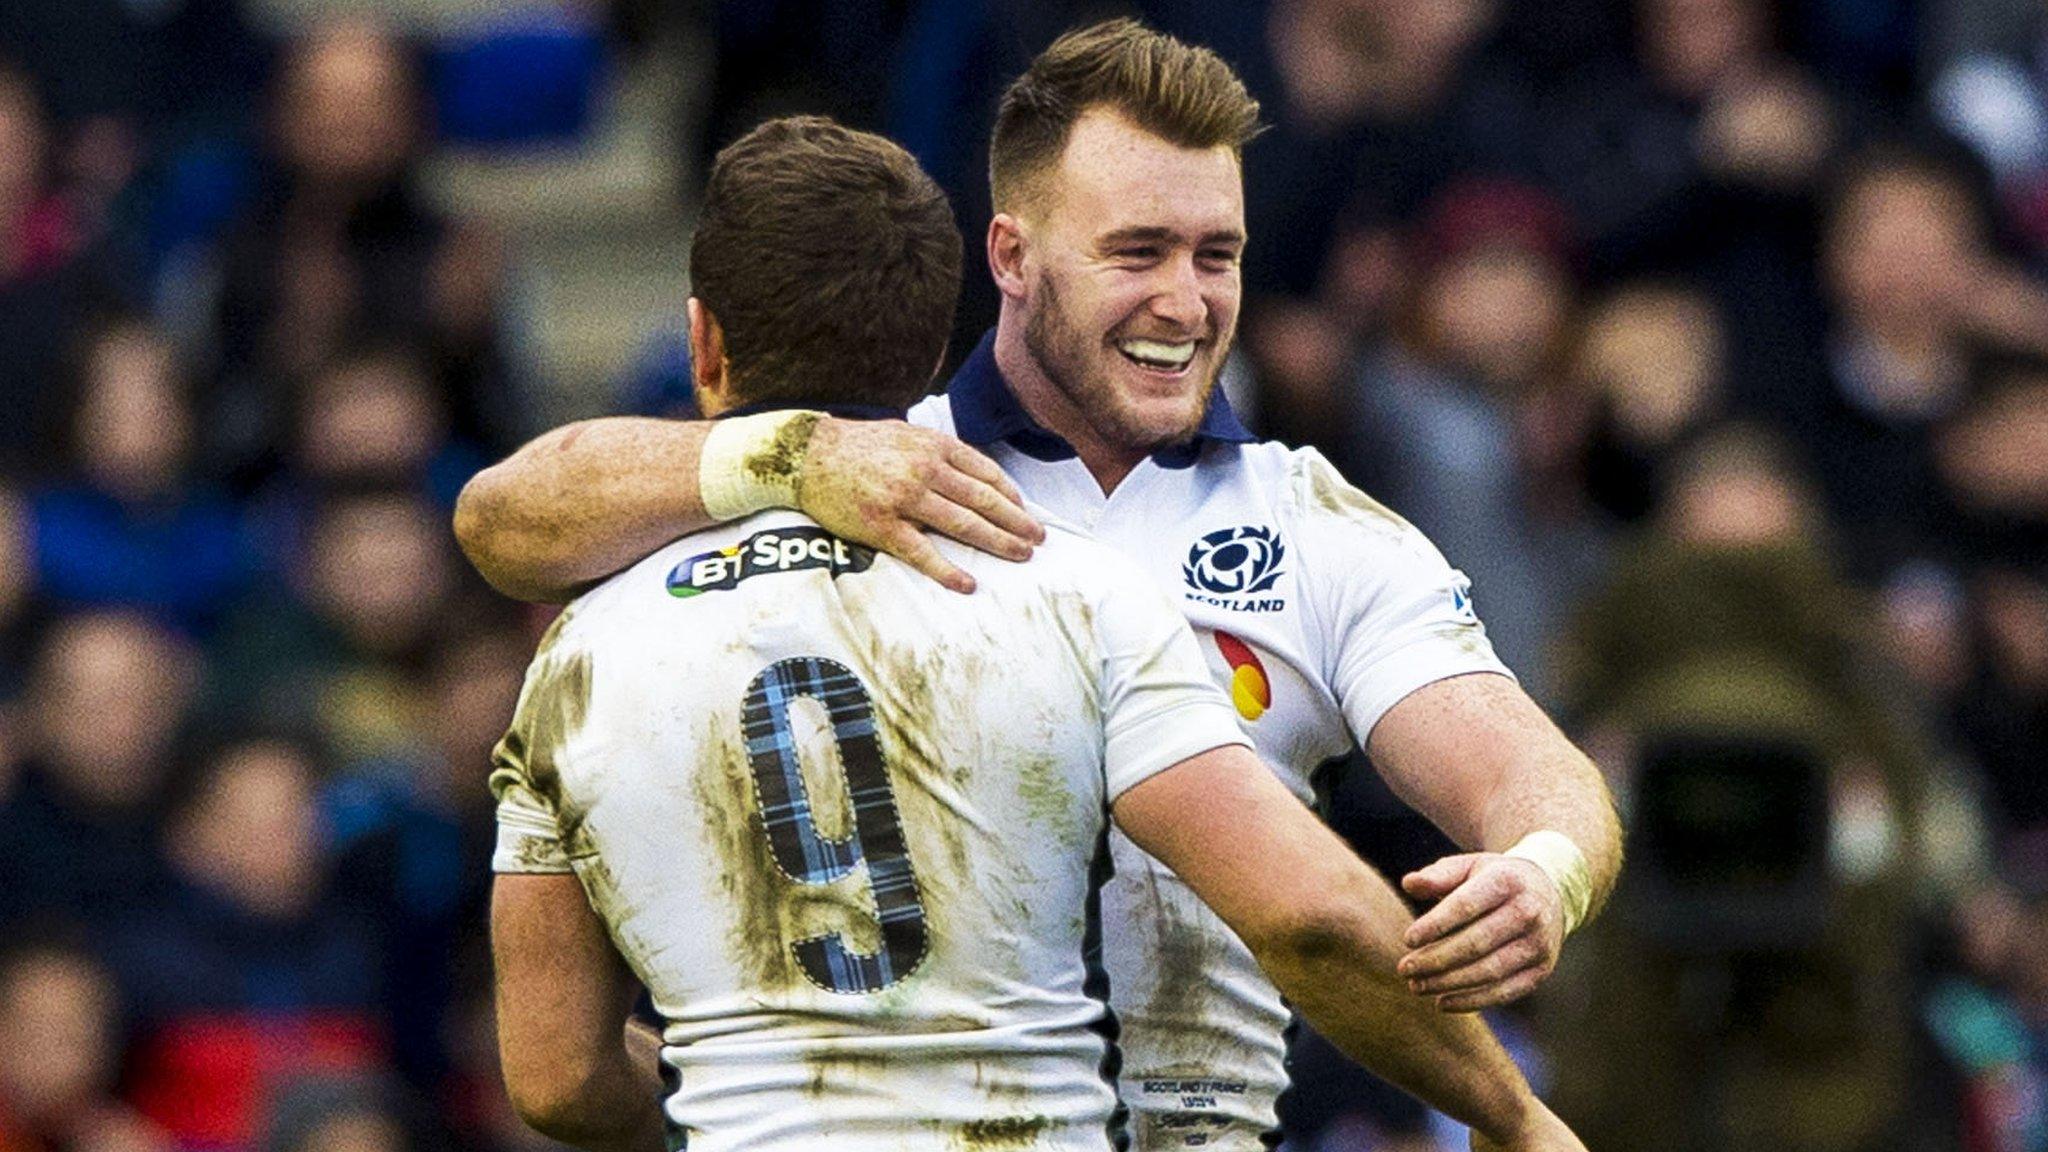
[
  {"x1": 454, "y1": 471, "x2": 578, "y2": 604},
  {"x1": 1246, "y1": 891, "x2": 1390, "y2": 986},
  {"x1": 503, "y1": 1058, "x2": 610, "y2": 1143}
]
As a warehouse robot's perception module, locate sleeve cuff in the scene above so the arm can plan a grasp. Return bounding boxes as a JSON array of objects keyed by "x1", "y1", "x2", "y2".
[
  {"x1": 1104, "y1": 698, "x2": 1253, "y2": 802},
  {"x1": 1343, "y1": 627, "x2": 1515, "y2": 745},
  {"x1": 492, "y1": 790, "x2": 575, "y2": 874}
]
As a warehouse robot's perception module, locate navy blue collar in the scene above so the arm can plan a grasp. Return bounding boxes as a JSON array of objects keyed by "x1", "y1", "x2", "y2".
[
  {"x1": 716, "y1": 399, "x2": 908, "y2": 421},
  {"x1": 944, "y1": 330, "x2": 1255, "y2": 469}
]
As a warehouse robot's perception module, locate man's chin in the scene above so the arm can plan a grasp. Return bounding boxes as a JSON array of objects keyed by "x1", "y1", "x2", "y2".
[{"x1": 1101, "y1": 399, "x2": 1209, "y2": 453}]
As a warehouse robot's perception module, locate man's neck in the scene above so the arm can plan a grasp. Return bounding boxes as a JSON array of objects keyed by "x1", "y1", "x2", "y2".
[{"x1": 992, "y1": 310, "x2": 1145, "y2": 494}]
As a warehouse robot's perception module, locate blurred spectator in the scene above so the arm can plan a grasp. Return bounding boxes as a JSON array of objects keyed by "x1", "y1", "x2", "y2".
[
  {"x1": 1924, "y1": 846, "x2": 2048, "y2": 1152},
  {"x1": 0, "y1": 0, "x2": 266, "y2": 138},
  {"x1": 329, "y1": 613, "x2": 528, "y2": 1094},
  {"x1": 0, "y1": 936, "x2": 168, "y2": 1152},
  {"x1": 1938, "y1": 357, "x2": 2048, "y2": 563},
  {"x1": 264, "y1": 1076, "x2": 433, "y2": 1152},
  {"x1": 1945, "y1": 567, "x2": 2048, "y2": 837},
  {"x1": 289, "y1": 345, "x2": 485, "y2": 510},
  {"x1": 105, "y1": 736, "x2": 385, "y2": 1152},
  {"x1": 0, "y1": 66, "x2": 111, "y2": 476},
  {"x1": 246, "y1": 343, "x2": 486, "y2": 581},
  {"x1": 0, "y1": 68, "x2": 82, "y2": 289},
  {"x1": 1541, "y1": 280, "x2": 1731, "y2": 527},
  {"x1": 29, "y1": 315, "x2": 252, "y2": 634},
  {"x1": 0, "y1": 482, "x2": 38, "y2": 686},
  {"x1": 1235, "y1": 0, "x2": 1506, "y2": 449},
  {"x1": 209, "y1": 487, "x2": 455, "y2": 773},
  {"x1": 0, "y1": 611, "x2": 195, "y2": 934},
  {"x1": 1339, "y1": 180, "x2": 1587, "y2": 696},
  {"x1": 1548, "y1": 426, "x2": 1980, "y2": 1152},
  {"x1": 1929, "y1": 1, "x2": 2048, "y2": 256},
  {"x1": 207, "y1": 21, "x2": 515, "y2": 489},
  {"x1": 1792, "y1": 142, "x2": 2048, "y2": 582}
]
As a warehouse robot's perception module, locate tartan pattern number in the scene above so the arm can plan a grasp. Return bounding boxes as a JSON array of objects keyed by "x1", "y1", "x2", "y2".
[{"x1": 740, "y1": 656, "x2": 930, "y2": 994}]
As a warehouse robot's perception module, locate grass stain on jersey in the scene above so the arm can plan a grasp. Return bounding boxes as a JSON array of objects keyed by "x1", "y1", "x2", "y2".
[
  {"x1": 693, "y1": 718, "x2": 809, "y2": 993},
  {"x1": 692, "y1": 716, "x2": 886, "y2": 995},
  {"x1": 489, "y1": 614, "x2": 593, "y2": 851},
  {"x1": 1128, "y1": 865, "x2": 1234, "y2": 1081},
  {"x1": 800, "y1": 1048, "x2": 895, "y2": 1099},
  {"x1": 955, "y1": 1115, "x2": 1052, "y2": 1149},
  {"x1": 1295, "y1": 450, "x2": 1412, "y2": 537}
]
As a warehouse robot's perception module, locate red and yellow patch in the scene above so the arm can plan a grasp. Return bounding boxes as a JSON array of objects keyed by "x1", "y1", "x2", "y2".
[{"x1": 1212, "y1": 630, "x2": 1271, "y2": 721}]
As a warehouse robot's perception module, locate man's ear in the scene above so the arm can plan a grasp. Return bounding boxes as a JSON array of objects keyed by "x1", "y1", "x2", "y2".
[
  {"x1": 688, "y1": 297, "x2": 730, "y2": 413},
  {"x1": 987, "y1": 213, "x2": 1032, "y2": 302}
]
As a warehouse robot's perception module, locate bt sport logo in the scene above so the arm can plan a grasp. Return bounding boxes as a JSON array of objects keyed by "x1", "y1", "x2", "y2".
[
  {"x1": 1183, "y1": 526, "x2": 1286, "y2": 613},
  {"x1": 667, "y1": 527, "x2": 875, "y2": 598}
]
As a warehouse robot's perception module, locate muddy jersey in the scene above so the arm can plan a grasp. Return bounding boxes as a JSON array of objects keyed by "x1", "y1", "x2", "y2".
[
  {"x1": 490, "y1": 508, "x2": 1249, "y2": 1152},
  {"x1": 912, "y1": 334, "x2": 1515, "y2": 1151}
]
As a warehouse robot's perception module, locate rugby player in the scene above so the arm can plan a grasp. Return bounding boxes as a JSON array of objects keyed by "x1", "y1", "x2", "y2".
[
  {"x1": 462, "y1": 21, "x2": 1622, "y2": 1150},
  {"x1": 489, "y1": 116, "x2": 1581, "y2": 1152}
]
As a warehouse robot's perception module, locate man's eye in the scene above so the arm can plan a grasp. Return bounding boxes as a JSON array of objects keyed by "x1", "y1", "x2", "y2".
[
  {"x1": 1201, "y1": 250, "x2": 1241, "y2": 266},
  {"x1": 1117, "y1": 247, "x2": 1161, "y2": 261}
]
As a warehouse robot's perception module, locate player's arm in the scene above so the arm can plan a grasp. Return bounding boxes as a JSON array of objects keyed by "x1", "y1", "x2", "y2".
[
  {"x1": 1293, "y1": 450, "x2": 1620, "y2": 1012},
  {"x1": 1368, "y1": 673, "x2": 1623, "y2": 1013},
  {"x1": 453, "y1": 413, "x2": 1042, "y2": 602},
  {"x1": 1112, "y1": 752, "x2": 1584, "y2": 1152},
  {"x1": 492, "y1": 873, "x2": 667, "y2": 1152}
]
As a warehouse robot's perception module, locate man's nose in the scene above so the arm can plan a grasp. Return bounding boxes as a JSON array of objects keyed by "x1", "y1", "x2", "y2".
[{"x1": 1147, "y1": 256, "x2": 1206, "y2": 329}]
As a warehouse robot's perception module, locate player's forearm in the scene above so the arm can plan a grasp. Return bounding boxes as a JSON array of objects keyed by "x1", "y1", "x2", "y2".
[
  {"x1": 1471, "y1": 745, "x2": 1623, "y2": 924},
  {"x1": 1255, "y1": 869, "x2": 1535, "y2": 1141},
  {"x1": 514, "y1": 1041, "x2": 666, "y2": 1152},
  {"x1": 455, "y1": 417, "x2": 716, "y2": 602}
]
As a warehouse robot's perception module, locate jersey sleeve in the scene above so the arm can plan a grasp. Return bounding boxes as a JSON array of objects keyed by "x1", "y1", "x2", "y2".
[
  {"x1": 1287, "y1": 449, "x2": 1514, "y2": 745},
  {"x1": 488, "y1": 628, "x2": 591, "y2": 875},
  {"x1": 1090, "y1": 557, "x2": 1252, "y2": 801}
]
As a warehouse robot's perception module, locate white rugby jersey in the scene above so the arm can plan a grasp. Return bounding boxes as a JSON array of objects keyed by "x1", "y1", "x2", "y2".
[
  {"x1": 912, "y1": 333, "x2": 1514, "y2": 1151},
  {"x1": 490, "y1": 502, "x2": 1250, "y2": 1152}
]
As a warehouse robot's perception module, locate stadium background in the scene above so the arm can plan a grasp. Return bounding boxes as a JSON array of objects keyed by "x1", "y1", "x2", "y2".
[{"x1": 1, "y1": 0, "x2": 2045, "y2": 1149}]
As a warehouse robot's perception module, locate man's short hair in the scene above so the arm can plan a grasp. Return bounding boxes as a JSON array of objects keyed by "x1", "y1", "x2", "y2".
[
  {"x1": 691, "y1": 116, "x2": 963, "y2": 411},
  {"x1": 989, "y1": 18, "x2": 1262, "y2": 215}
]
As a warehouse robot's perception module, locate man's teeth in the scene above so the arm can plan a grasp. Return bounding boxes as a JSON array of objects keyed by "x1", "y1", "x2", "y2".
[{"x1": 1118, "y1": 339, "x2": 1198, "y2": 369}]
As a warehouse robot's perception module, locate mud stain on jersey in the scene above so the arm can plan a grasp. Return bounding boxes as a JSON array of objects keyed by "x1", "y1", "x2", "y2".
[
  {"x1": 1014, "y1": 751, "x2": 1086, "y2": 856},
  {"x1": 691, "y1": 716, "x2": 877, "y2": 994},
  {"x1": 955, "y1": 1115, "x2": 1052, "y2": 1149},
  {"x1": 799, "y1": 1048, "x2": 895, "y2": 1099},
  {"x1": 1295, "y1": 451, "x2": 1411, "y2": 536},
  {"x1": 1138, "y1": 871, "x2": 1221, "y2": 1040},
  {"x1": 489, "y1": 627, "x2": 594, "y2": 853},
  {"x1": 572, "y1": 851, "x2": 661, "y2": 973}
]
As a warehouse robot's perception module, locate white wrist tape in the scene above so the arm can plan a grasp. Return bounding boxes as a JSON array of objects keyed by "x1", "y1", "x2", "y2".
[
  {"x1": 1504, "y1": 830, "x2": 1594, "y2": 937},
  {"x1": 698, "y1": 410, "x2": 823, "y2": 520}
]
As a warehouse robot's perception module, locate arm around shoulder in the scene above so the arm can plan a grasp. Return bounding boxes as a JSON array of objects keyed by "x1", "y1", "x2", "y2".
[{"x1": 455, "y1": 417, "x2": 718, "y2": 603}]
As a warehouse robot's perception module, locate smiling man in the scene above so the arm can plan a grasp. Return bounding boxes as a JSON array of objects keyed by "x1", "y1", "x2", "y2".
[{"x1": 458, "y1": 20, "x2": 1620, "y2": 1150}]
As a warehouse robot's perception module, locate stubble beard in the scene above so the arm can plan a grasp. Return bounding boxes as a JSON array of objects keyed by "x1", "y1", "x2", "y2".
[{"x1": 1022, "y1": 272, "x2": 1224, "y2": 455}]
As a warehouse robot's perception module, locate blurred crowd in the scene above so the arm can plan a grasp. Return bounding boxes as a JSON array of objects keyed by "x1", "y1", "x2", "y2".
[{"x1": 4, "y1": 2, "x2": 2048, "y2": 1152}]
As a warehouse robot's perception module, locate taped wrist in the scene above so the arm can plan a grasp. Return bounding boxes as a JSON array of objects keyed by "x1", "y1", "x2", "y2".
[
  {"x1": 698, "y1": 410, "x2": 823, "y2": 520},
  {"x1": 1504, "y1": 830, "x2": 1593, "y2": 937}
]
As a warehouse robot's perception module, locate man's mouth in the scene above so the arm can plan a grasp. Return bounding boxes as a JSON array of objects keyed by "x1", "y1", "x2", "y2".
[{"x1": 1115, "y1": 338, "x2": 1199, "y2": 374}]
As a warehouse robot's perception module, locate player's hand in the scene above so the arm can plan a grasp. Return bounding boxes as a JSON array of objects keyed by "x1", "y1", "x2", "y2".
[
  {"x1": 1469, "y1": 1101, "x2": 1587, "y2": 1152},
  {"x1": 1398, "y1": 852, "x2": 1564, "y2": 1012},
  {"x1": 798, "y1": 417, "x2": 1045, "y2": 593}
]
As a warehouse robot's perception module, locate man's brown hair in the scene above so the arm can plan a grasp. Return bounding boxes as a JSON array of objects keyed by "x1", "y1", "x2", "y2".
[
  {"x1": 691, "y1": 116, "x2": 963, "y2": 410},
  {"x1": 989, "y1": 18, "x2": 1262, "y2": 214}
]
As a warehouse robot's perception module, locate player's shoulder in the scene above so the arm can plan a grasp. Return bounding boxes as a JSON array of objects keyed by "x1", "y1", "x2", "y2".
[
  {"x1": 557, "y1": 513, "x2": 809, "y2": 637},
  {"x1": 908, "y1": 392, "x2": 954, "y2": 434},
  {"x1": 950, "y1": 502, "x2": 1159, "y2": 606}
]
